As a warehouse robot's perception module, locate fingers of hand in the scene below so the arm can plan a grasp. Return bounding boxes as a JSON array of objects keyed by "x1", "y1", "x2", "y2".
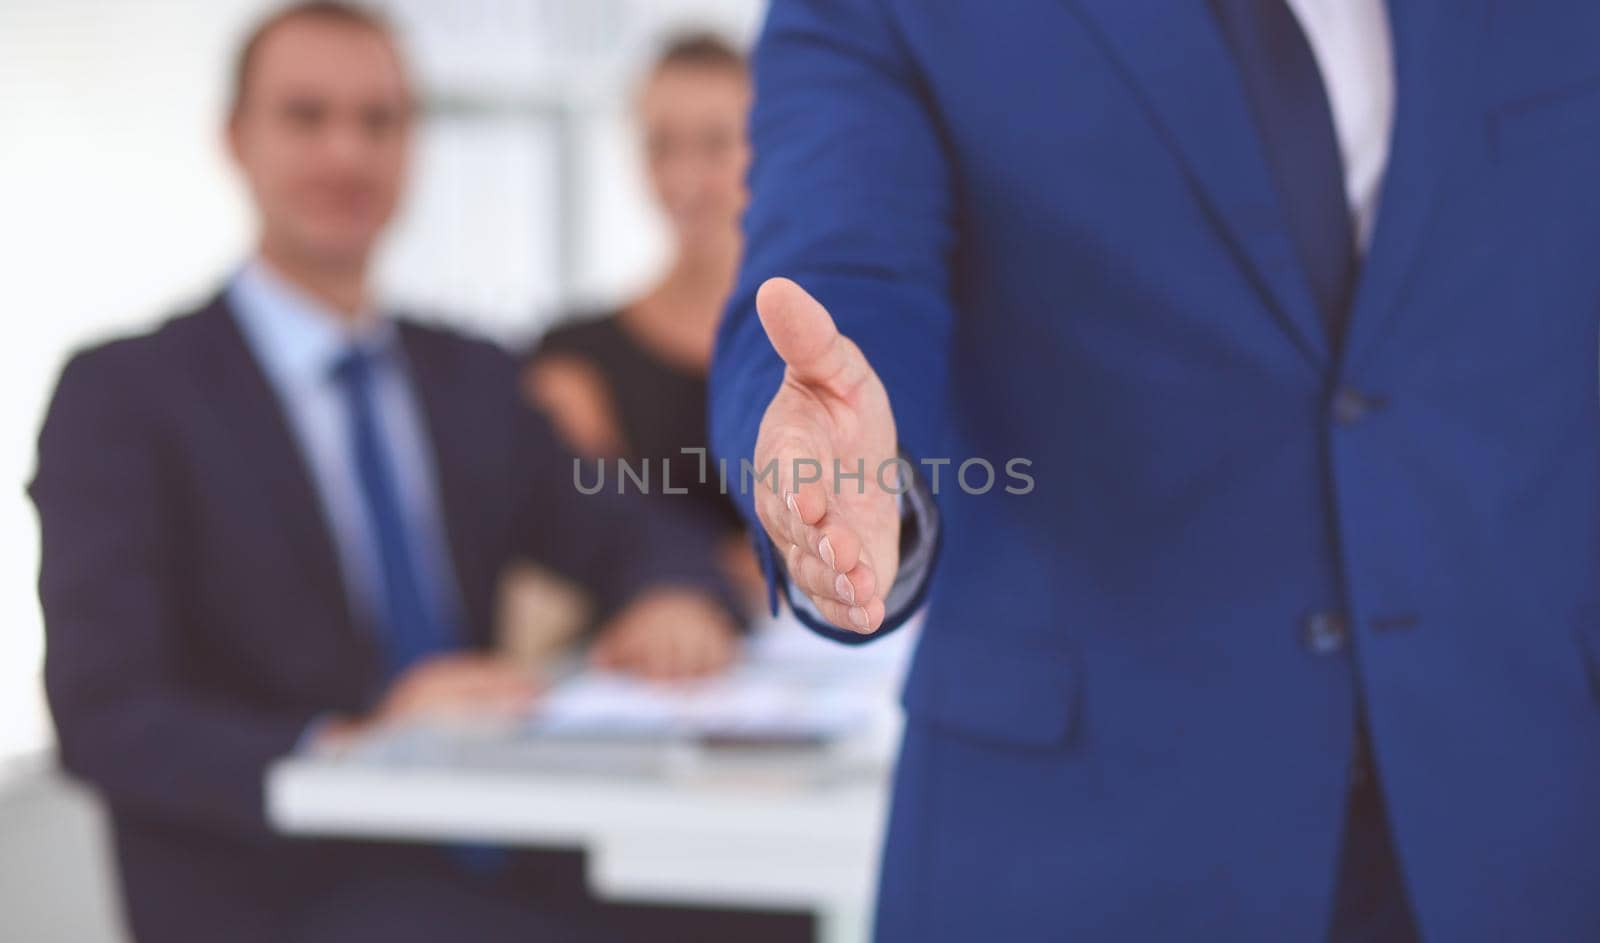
[
  {"x1": 593, "y1": 619, "x2": 734, "y2": 681},
  {"x1": 433, "y1": 663, "x2": 536, "y2": 710},
  {"x1": 755, "y1": 463, "x2": 826, "y2": 567},
  {"x1": 812, "y1": 594, "x2": 886, "y2": 634},
  {"x1": 385, "y1": 658, "x2": 536, "y2": 720},
  {"x1": 774, "y1": 486, "x2": 883, "y2": 633},
  {"x1": 589, "y1": 626, "x2": 639, "y2": 672},
  {"x1": 662, "y1": 623, "x2": 731, "y2": 679},
  {"x1": 784, "y1": 538, "x2": 876, "y2": 610}
]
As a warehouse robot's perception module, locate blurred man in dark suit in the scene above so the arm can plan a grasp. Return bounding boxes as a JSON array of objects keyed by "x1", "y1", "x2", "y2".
[{"x1": 28, "y1": 3, "x2": 805, "y2": 941}]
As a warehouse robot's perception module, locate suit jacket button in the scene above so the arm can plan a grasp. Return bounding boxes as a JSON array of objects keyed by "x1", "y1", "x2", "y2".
[
  {"x1": 1303, "y1": 611, "x2": 1347, "y2": 655},
  {"x1": 1332, "y1": 387, "x2": 1384, "y2": 426}
]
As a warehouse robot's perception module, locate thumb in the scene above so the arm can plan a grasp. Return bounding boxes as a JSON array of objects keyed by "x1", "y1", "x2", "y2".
[{"x1": 756, "y1": 277, "x2": 863, "y2": 395}]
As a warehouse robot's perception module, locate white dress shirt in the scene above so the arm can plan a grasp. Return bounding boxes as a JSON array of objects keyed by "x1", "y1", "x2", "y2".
[{"x1": 1286, "y1": 0, "x2": 1396, "y2": 249}]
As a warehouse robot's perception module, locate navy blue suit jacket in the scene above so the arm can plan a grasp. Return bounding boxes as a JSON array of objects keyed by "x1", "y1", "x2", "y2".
[
  {"x1": 31, "y1": 294, "x2": 732, "y2": 941},
  {"x1": 711, "y1": 1, "x2": 1600, "y2": 938}
]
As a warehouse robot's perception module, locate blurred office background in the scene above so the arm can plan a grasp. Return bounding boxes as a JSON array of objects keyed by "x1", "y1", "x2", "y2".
[{"x1": 0, "y1": 1, "x2": 764, "y2": 938}]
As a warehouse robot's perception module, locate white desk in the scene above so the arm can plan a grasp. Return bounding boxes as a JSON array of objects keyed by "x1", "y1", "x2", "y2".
[{"x1": 267, "y1": 619, "x2": 916, "y2": 943}]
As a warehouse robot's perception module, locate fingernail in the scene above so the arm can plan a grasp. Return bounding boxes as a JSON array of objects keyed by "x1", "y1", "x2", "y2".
[
  {"x1": 848, "y1": 606, "x2": 870, "y2": 630},
  {"x1": 785, "y1": 492, "x2": 799, "y2": 516},
  {"x1": 834, "y1": 573, "x2": 855, "y2": 604},
  {"x1": 818, "y1": 535, "x2": 837, "y2": 571}
]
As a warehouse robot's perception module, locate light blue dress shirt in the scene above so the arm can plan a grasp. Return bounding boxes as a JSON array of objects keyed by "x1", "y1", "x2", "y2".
[{"x1": 226, "y1": 260, "x2": 463, "y2": 635}]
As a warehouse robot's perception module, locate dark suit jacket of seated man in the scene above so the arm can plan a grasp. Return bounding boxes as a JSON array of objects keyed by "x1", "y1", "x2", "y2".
[
  {"x1": 28, "y1": 272, "x2": 764, "y2": 942},
  {"x1": 24, "y1": 4, "x2": 800, "y2": 941}
]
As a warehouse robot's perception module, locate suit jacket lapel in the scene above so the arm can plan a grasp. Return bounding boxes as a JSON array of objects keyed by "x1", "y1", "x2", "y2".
[
  {"x1": 193, "y1": 295, "x2": 357, "y2": 641},
  {"x1": 397, "y1": 322, "x2": 492, "y2": 646},
  {"x1": 1340, "y1": 0, "x2": 1488, "y2": 371},
  {"x1": 1067, "y1": 0, "x2": 1332, "y2": 371}
]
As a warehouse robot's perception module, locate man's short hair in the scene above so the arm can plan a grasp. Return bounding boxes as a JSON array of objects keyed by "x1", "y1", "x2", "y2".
[
  {"x1": 228, "y1": 1, "x2": 401, "y2": 115},
  {"x1": 652, "y1": 30, "x2": 747, "y2": 76}
]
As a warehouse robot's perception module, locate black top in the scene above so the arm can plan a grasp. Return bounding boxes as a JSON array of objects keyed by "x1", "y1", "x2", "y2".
[{"x1": 532, "y1": 312, "x2": 745, "y2": 538}]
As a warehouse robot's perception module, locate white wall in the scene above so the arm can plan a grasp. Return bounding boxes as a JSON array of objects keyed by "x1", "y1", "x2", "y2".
[{"x1": 0, "y1": 0, "x2": 764, "y2": 762}]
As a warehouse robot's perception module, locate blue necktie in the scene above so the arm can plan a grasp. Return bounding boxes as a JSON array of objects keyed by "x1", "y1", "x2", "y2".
[
  {"x1": 1211, "y1": 0, "x2": 1359, "y2": 341},
  {"x1": 330, "y1": 345, "x2": 455, "y2": 677},
  {"x1": 332, "y1": 345, "x2": 508, "y2": 876}
]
